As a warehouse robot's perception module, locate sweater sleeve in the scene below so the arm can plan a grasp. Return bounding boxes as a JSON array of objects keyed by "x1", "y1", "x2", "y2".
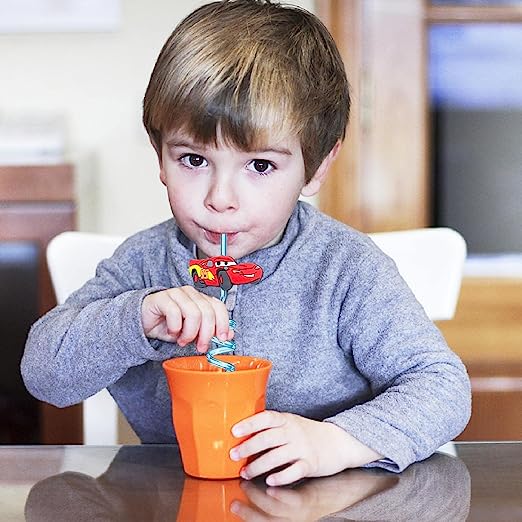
[
  {"x1": 20, "y1": 237, "x2": 178, "y2": 408},
  {"x1": 325, "y1": 249, "x2": 471, "y2": 472}
]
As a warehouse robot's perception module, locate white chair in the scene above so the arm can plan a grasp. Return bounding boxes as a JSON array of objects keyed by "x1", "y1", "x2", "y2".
[
  {"x1": 369, "y1": 228, "x2": 466, "y2": 321},
  {"x1": 47, "y1": 232, "x2": 126, "y2": 445}
]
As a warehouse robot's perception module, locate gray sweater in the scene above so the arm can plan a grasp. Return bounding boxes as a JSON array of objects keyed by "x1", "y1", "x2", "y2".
[{"x1": 22, "y1": 202, "x2": 471, "y2": 472}]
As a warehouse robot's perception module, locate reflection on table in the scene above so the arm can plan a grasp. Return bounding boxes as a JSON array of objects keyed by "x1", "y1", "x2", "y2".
[{"x1": 0, "y1": 442, "x2": 519, "y2": 521}]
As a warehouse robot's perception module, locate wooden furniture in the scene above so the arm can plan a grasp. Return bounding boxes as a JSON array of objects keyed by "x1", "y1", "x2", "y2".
[
  {"x1": 437, "y1": 277, "x2": 522, "y2": 441},
  {"x1": 0, "y1": 165, "x2": 81, "y2": 444},
  {"x1": 1, "y1": 443, "x2": 520, "y2": 520}
]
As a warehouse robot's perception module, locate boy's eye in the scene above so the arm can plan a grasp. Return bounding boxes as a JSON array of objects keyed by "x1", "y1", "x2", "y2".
[
  {"x1": 180, "y1": 154, "x2": 208, "y2": 168},
  {"x1": 247, "y1": 159, "x2": 274, "y2": 175}
]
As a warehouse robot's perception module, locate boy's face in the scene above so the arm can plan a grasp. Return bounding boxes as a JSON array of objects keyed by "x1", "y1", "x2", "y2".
[{"x1": 159, "y1": 129, "x2": 319, "y2": 259}]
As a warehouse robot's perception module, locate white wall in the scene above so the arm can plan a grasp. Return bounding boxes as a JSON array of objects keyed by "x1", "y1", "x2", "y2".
[{"x1": 0, "y1": 0, "x2": 315, "y2": 236}]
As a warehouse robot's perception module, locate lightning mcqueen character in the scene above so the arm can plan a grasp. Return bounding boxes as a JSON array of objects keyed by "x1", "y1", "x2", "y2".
[{"x1": 189, "y1": 256, "x2": 263, "y2": 291}]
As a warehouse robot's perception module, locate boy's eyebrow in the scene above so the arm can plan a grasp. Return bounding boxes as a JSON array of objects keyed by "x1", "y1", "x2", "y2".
[
  {"x1": 165, "y1": 138, "x2": 293, "y2": 156},
  {"x1": 165, "y1": 138, "x2": 200, "y2": 149},
  {"x1": 252, "y1": 146, "x2": 293, "y2": 156}
]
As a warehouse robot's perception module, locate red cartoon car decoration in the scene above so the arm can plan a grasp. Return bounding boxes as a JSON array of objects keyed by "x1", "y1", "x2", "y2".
[{"x1": 189, "y1": 255, "x2": 263, "y2": 291}]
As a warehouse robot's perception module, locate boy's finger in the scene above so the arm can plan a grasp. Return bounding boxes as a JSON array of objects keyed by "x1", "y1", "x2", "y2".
[
  {"x1": 208, "y1": 295, "x2": 231, "y2": 340},
  {"x1": 231, "y1": 426, "x2": 287, "y2": 462},
  {"x1": 167, "y1": 289, "x2": 202, "y2": 346},
  {"x1": 241, "y1": 444, "x2": 294, "y2": 481},
  {"x1": 187, "y1": 292, "x2": 218, "y2": 352},
  {"x1": 161, "y1": 297, "x2": 183, "y2": 339},
  {"x1": 180, "y1": 286, "x2": 229, "y2": 344},
  {"x1": 265, "y1": 460, "x2": 309, "y2": 487},
  {"x1": 142, "y1": 291, "x2": 185, "y2": 341},
  {"x1": 232, "y1": 410, "x2": 285, "y2": 437}
]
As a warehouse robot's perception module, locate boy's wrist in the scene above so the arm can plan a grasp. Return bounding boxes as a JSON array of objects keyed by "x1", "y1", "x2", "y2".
[{"x1": 324, "y1": 421, "x2": 383, "y2": 469}]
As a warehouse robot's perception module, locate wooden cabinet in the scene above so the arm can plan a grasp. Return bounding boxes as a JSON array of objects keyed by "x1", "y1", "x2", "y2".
[
  {"x1": 437, "y1": 278, "x2": 522, "y2": 440},
  {"x1": 316, "y1": 0, "x2": 428, "y2": 232},
  {"x1": 0, "y1": 165, "x2": 82, "y2": 443}
]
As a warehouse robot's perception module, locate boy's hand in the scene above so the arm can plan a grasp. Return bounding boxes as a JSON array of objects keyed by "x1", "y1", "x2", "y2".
[
  {"x1": 230, "y1": 411, "x2": 383, "y2": 486},
  {"x1": 141, "y1": 286, "x2": 232, "y2": 352}
]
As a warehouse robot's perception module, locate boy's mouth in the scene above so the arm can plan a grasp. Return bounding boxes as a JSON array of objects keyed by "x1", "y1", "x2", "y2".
[{"x1": 202, "y1": 229, "x2": 238, "y2": 245}]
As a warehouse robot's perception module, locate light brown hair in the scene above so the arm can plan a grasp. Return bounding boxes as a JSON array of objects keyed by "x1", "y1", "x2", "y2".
[{"x1": 143, "y1": 0, "x2": 350, "y2": 182}]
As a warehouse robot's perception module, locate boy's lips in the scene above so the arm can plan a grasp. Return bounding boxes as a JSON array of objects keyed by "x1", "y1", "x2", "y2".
[{"x1": 202, "y1": 228, "x2": 238, "y2": 244}]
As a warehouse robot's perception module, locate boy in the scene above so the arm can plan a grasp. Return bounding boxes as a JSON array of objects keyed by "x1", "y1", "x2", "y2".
[{"x1": 22, "y1": 0, "x2": 471, "y2": 487}]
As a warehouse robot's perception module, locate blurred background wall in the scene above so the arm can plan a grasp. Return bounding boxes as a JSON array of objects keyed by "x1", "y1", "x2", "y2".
[{"x1": 0, "y1": 0, "x2": 315, "y2": 236}]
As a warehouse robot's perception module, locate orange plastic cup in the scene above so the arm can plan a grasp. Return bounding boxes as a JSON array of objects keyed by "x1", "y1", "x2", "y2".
[
  {"x1": 176, "y1": 477, "x2": 247, "y2": 521},
  {"x1": 163, "y1": 355, "x2": 272, "y2": 479}
]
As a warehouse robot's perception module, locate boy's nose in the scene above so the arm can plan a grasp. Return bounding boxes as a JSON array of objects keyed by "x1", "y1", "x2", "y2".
[{"x1": 204, "y1": 176, "x2": 239, "y2": 213}]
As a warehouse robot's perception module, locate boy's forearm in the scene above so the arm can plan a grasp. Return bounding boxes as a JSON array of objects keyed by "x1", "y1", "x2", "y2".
[{"x1": 21, "y1": 288, "x2": 166, "y2": 407}]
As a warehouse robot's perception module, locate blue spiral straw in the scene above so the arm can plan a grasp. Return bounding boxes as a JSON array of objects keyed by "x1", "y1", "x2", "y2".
[
  {"x1": 206, "y1": 233, "x2": 236, "y2": 372},
  {"x1": 219, "y1": 232, "x2": 227, "y2": 303}
]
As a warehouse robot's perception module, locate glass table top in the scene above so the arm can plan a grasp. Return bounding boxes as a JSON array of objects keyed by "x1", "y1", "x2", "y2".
[{"x1": 1, "y1": 442, "x2": 520, "y2": 521}]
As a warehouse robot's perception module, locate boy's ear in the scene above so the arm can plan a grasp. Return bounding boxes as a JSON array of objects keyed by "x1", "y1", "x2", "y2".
[{"x1": 301, "y1": 141, "x2": 341, "y2": 197}]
